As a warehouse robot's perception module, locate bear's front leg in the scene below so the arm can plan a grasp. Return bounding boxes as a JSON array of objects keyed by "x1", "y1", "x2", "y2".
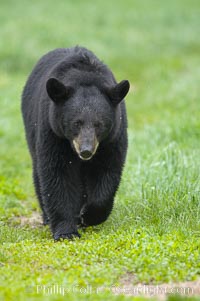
[
  {"x1": 80, "y1": 140, "x2": 126, "y2": 227},
  {"x1": 80, "y1": 201, "x2": 113, "y2": 227},
  {"x1": 42, "y1": 173, "x2": 81, "y2": 240},
  {"x1": 40, "y1": 168, "x2": 82, "y2": 240},
  {"x1": 81, "y1": 170, "x2": 121, "y2": 227},
  {"x1": 37, "y1": 139, "x2": 82, "y2": 240}
]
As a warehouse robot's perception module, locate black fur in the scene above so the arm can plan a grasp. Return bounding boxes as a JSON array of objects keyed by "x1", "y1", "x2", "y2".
[{"x1": 21, "y1": 46, "x2": 129, "y2": 240}]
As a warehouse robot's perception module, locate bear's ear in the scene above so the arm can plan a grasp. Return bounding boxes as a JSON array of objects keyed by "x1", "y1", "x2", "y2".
[
  {"x1": 107, "y1": 80, "x2": 130, "y2": 105},
  {"x1": 46, "y1": 78, "x2": 74, "y2": 103}
]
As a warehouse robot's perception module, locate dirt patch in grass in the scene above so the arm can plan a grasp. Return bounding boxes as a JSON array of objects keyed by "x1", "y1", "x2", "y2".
[
  {"x1": 113, "y1": 273, "x2": 200, "y2": 300},
  {"x1": 18, "y1": 211, "x2": 43, "y2": 227}
]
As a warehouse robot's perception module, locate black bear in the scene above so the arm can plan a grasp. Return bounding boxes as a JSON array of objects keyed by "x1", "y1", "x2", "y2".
[{"x1": 21, "y1": 46, "x2": 130, "y2": 240}]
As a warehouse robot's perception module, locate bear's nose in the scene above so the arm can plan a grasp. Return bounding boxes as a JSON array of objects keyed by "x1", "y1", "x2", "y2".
[{"x1": 80, "y1": 150, "x2": 93, "y2": 160}]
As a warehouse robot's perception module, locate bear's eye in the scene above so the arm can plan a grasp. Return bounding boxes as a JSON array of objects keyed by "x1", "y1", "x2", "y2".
[{"x1": 74, "y1": 120, "x2": 83, "y2": 128}]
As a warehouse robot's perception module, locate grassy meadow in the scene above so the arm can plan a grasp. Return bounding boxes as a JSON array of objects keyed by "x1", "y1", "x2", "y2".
[{"x1": 0, "y1": 0, "x2": 200, "y2": 300}]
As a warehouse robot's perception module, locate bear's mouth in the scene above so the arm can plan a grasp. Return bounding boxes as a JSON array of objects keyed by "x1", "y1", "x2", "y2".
[{"x1": 80, "y1": 153, "x2": 93, "y2": 161}]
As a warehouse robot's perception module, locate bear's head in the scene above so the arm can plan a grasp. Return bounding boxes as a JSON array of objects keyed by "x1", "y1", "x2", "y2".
[{"x1": 46, "y1": 78, "x2": 129, "y2": 160}]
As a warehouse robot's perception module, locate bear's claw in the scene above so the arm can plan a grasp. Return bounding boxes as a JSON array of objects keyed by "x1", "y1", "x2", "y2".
[{"x1": 54, "y1": 231, "x2": 80, "y2": 241}]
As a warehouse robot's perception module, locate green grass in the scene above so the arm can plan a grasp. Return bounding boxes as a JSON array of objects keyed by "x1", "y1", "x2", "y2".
[{"x1": 0, "y1": 0, "x2": 200, "y2": 300}]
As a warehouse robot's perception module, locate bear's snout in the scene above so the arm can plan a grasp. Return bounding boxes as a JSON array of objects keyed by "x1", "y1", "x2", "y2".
[{"x1": 73, "y1": 130, "x2": 99, "y2": 161}]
